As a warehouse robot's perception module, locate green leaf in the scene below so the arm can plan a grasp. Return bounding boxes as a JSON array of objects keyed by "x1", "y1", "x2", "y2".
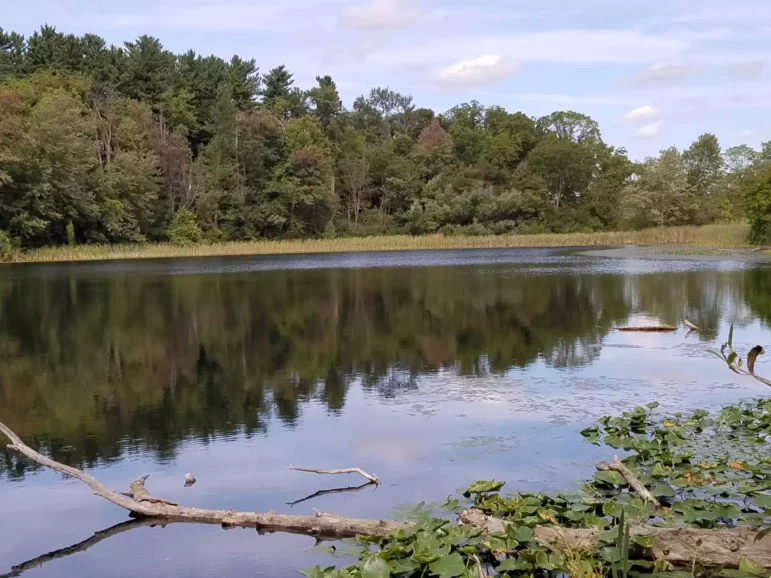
[
  {"x1": 428, "y1": 553, "x2": 466, "y2": 578},
  {"x1": 633, "y1": 535, "x2": 655, "y2": 549},
  {"x1": 647, "y1": 402, "x2": 660, "y2": 409},
  {"x1": 728, "y1": 323, "x2": 735, "y2": 349},
  {"x1": 754, "y1": 495, "x2": 771, "y2": 509},
  {"x1": 411, "y1": 533, "x2": 450, "y2": 564},
  {"x1": 739, "y1": 558, "x2": 766, "y2": 575},
  {"x1": 389, "y1": 558, "x2": 420, "y2": 574},
  {"x1": 497, "y1": 557, "x2": 533, "y2": 572},
  {"x1": 584, "y1": 515, "x2": 610, "y2": 529},
  {"x1": 594, "y1": 470, "x2": 627, "y2": 486},
  {"x1": 711, "y1": 503, "x2": 742, "y2": 519},
  {"x1": 653, "y1": 483, "x2": 676, "y2": 498},
  {"x1": 463, "y1": 480, "x2": 505, "y2": 497},
  {"x1": 755, "y1": 528, "x2": 771, "y2": 542},
  {"x1": 298, "y1": 566, "x2": 335, "y2": 578},
  {"x1": 361, "y1": 556, "x2": 391, "y2": 578},
  {"x1": 513, "y1": 526, "x2": 534, "y2": 542}
]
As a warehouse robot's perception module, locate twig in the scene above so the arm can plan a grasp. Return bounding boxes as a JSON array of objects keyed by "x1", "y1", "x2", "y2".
[
  {"x1": 287, "y1": 465, "x2": 380, "y2": 485},
  {"x1": 597, "y1": 457, "x2": 661, "y2": 507},
  {"x1": 684, "y1": 320, "x2": 700, "y2": 332},
  {"x1": 470, "y1": 554, "x2": 487, "y2": 578}
]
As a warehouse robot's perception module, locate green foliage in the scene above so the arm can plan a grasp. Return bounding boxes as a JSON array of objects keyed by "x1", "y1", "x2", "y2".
[
  {"x1": 746, "y1": 170, "x2": 771, "y2": 244},
  {"x1": 0, "y1": 24, "x2": 761, "y2": 253},
  {"x1": 66, "y1": 222, "x2": 75, "y2": 245},
  {"x1": 0, "y1": 229, "x2": 13, "y2": 261},
  {"x1": 166, "y1": 208, "x2": 202, "y2": 245}
]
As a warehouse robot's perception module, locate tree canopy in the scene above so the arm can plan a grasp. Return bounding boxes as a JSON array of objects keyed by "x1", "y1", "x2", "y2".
[{"x1": 0, "y1": 25, "x2": 767, "y2": 249}]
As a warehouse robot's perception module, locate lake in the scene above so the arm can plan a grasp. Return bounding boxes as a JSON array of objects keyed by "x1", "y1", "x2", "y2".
[{"x1": 1, "y1": 247, "x2": 770, "y2": 577}]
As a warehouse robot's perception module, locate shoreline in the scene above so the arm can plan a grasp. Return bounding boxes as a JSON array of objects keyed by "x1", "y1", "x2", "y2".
[
  {"x1": 1, "y1": 224, "x2": 755, "y2": 265},
  {"x1": 582, "y1": 244, "x2": 771, "y2": 262}
]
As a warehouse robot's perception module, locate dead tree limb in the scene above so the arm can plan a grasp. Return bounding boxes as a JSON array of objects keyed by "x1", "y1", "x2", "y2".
[
  {"x1": 0, "y1": 421, "x2": 405, "y2": 538},
  {"x1": 596, "y1": 457, "x2": 661, "y2": 507},
  {"x1": 288, "y1": 465, "x2": 380, "y2": 485}
]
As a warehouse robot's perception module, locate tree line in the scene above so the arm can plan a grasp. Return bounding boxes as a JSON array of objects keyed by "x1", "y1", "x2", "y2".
[{"x1": 1, "y1": 25, "x2": 771, "y2": 251}]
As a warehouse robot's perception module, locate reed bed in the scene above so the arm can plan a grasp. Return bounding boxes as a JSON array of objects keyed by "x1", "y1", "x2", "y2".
[{"x1": 7, "y1": 223, "x2": 750, "y2": 264}]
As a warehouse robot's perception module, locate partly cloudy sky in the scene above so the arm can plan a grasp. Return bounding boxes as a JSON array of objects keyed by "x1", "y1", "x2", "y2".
[{"x1": 3, "y1": 0, "x2": 771, "y2": 159}]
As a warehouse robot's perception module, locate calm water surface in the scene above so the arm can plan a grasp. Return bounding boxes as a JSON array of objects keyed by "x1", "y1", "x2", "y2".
[{"x1": 1, "y1": 248, "x2": 771, "y2": 577}]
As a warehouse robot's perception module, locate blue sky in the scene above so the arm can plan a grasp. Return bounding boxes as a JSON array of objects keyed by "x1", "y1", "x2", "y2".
[{"x1": 3, "y1": 0, "x2": 771, "y2": 159}]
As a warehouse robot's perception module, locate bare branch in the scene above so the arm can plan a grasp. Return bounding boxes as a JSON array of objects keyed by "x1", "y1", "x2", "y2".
[
  {"x1": 597, "y1": 457, "x2": 661, "y2": 507},
  {"x1": 287, "y1": 465, "x2": 380, "y2": 485}
]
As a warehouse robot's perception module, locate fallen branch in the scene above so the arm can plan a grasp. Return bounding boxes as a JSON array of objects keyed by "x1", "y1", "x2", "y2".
[
  {"x1": 287, "y1": 465, "x2": 380, "y2": 485},
  {"x1": 596, "y1": 457, "x2": 661, "y2": 507},
  {"x1": 619, "y1": 325, "x2": 677, "y2": 332},
  {"x1": 0, "y1": 421, "x2": 405, "y2": 538},
  {"x1": 458, "y1": 509, "x2": 771, "y2": 569}
]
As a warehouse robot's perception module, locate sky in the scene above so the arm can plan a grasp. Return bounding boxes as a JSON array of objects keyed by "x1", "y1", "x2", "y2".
[{"x1": 2, "y1": 0, "x2": 771, "y2": 159}]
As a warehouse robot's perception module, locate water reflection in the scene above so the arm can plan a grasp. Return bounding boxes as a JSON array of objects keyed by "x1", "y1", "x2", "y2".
[{"x1": 0, "y1": 254, "x2": 769, "y2": 481}]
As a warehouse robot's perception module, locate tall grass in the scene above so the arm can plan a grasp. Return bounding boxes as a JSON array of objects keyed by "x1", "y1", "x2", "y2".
[{"x1": 6, "y1": 223, "x2": 750, "y2": 264}]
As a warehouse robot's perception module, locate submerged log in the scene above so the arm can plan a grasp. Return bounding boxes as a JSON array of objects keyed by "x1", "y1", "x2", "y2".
[{"x1": 618, "y1": 325, "x2": 678, "y2": 332}]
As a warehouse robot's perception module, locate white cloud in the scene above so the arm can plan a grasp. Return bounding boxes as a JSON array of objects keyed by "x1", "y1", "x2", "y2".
[
  {"x1": 739, "y1": 129, "x2": 753, "y2": 138},
  {"x1": 622, "y1": 105, "x2": 659, "y2": 123},
  {"x1": 629, "y1": 63, "x2": 702, "y2": 85},
  {"x1": 338, "y1": 0, "x2": 423, "y2": 30},
  {"x1": 634, "y1": 122, "x2": 662, "y2": 139},
  {"x1": 724, "y1": 59, "x2": 767, "y2": 79},
  {"x1": 435, "y1": 54, "x2": 521, "y2": 90}
]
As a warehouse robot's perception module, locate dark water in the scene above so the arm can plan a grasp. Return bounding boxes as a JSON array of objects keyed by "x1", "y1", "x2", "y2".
[{"x1": 1, "y1": 248, "x2": 771, "y2": 577}]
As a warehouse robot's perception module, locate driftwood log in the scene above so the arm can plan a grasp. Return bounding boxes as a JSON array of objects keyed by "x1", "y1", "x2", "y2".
[
  {"x1": 3, "y1": 421, "x2": 771, "y2": 570},
  {"x1": 458, "y1": 509, "x2": 771, "y2": 569}
]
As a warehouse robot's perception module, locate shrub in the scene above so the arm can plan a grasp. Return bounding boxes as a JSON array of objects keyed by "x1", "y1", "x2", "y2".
[
  {"x1": 0, "y1": 230, "x2": 14, "y2": 261},
  {"x1": 66, "y1": 222, "x2": 76, "y2": 245},
  {"x1": 322, "y1": 219, "x2": 337, "y2": 239},
  {"x1": 166, "y1": 209, "x2": 202, "y2": 245},
  {"x1": 745, "y1": 170, "x2": 771, "y2": 245}
]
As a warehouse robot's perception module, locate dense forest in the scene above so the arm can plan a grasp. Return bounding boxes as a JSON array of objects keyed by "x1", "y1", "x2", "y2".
[{"x1": 1, "y1": 25, "x2": 771, "y2": 252}]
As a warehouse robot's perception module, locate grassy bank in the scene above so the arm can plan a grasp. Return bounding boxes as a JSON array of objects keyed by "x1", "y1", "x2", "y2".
[{"x1": 6, "y1": 223, "x2": 750, "y2": 264}]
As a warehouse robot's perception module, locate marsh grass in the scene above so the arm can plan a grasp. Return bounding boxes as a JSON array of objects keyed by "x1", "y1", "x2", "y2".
[{"x1": 7, "y1": 223, "x2": 750, "y2": 264}]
